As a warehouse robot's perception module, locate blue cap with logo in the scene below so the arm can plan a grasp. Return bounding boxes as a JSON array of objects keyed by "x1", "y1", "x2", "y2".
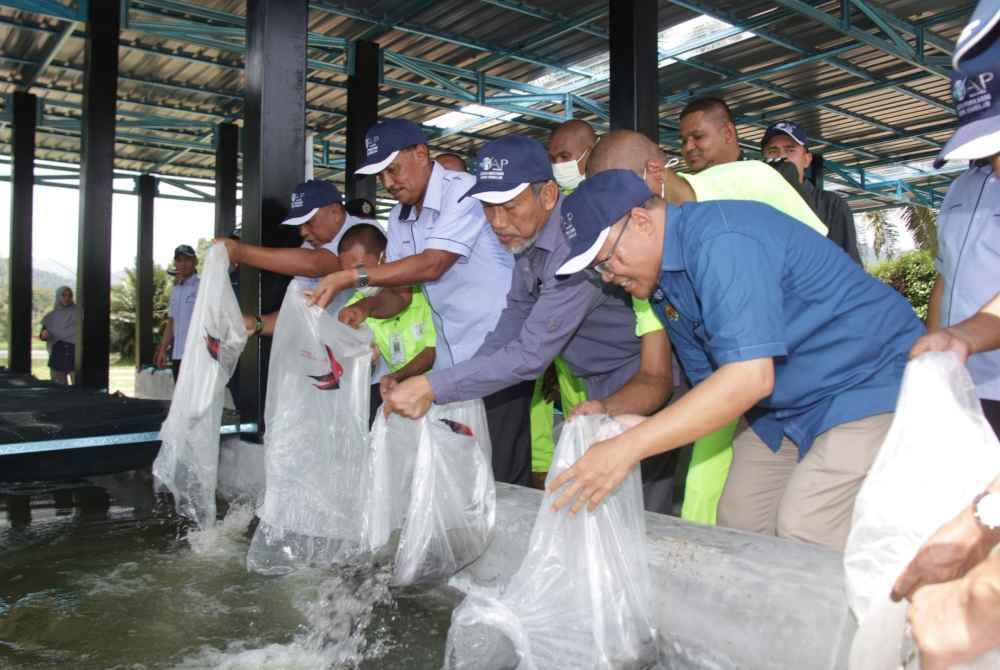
[
  {"x1": 460, "y1": 135, "x2": 554, "y2": 204},
  {"x1": 280, "y1": 180, "x2": 344, "y2": 226},
  {"x1": 935, "y1": 36, "x2": 1000, "y2": 168},
  {"x1": 555, "y1": 170, "x2": 654, "y2": 276},
  {"x1": 954, "y1": 0, "x2": 1000, "y2": 69},
  {"x1": 761, "y1": 121, "x2": 809, "y2": 149},
  {"x1": 354, "y1": 118, "x2": 428, "y2": 176}
]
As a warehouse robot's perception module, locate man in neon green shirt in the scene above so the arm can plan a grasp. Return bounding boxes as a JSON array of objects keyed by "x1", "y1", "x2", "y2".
[
  {"x1": 587, "y1": 128, "x2": 831, "y2": 524},
  {"x1": 337, "y1": 224, "x2": 437, "y2": 401}
]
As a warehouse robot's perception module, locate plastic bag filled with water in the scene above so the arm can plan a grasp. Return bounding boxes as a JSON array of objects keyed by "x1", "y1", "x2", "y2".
[
  {"x1": 845, "y1": 352, "x2": 1000, "y2": 670},
  {"x1": 154, "y1": 243, "x2": 246, "y2": 529},
  {"x1": 445, "y1": 414, "x2": 659, "y2": 670},
  {"x1": 392, "y1": 399, "x2": 495, "y2": 586},
  {"x1": 362, "y1": 410, "x2": 421, "y2": 555},
  {"x1": 246, "y1": 280, "x2": 373, "y2": 575}
]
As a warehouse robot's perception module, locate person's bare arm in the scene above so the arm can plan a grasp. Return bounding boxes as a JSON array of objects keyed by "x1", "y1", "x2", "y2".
[
  {"x1": 927, "y1": 275, "x2": 944, "y2": 332},
  {"x1": 154, "y1": 319, "x2": 174, "y2": 368},
  {"x1": 309, "y1": 250, "x2": 458, "y2": 309},
  {"x1": 549, "y1": 357, "x2": 774, "y2": 513},
  {"x1": 339, "y1": 288, "x2": 415, "y2": 327},
  {"x1": 573, "y1": 330, "x2": 673, "y2": 417},
  {"x1": 911, "y1": 291, "x2": 1000, "y2": 362},
  {"x1": 222, "y1": 238, "x2": 342, "y2": 278},
  {"x1": 242, "y1": 312, "x2": 278, "y2": 338}
]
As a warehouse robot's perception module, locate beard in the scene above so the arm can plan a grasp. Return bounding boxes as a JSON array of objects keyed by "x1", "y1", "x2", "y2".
[{"x1": 505, "y1": 229, "x2": 542, "y2": 256}]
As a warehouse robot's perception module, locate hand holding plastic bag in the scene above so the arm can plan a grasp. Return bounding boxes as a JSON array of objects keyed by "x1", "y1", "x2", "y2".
[
  {"x1": 844, "y1": 352, "x2": 1000, "y2": 670},
  {"x1": 154, "y1": 243, "x2": 246, "y2": 528},
  {"x1": 445, "y1": 414, "x2": 659, "y2": 670},
  {"x1": 247, "y1": 281, "x2": 373, "y2": 574}
]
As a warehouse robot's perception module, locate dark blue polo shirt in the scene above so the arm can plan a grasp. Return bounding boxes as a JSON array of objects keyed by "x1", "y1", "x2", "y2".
[{"x1": 652, "y1": 200, "x2": 925, "y2": 457}]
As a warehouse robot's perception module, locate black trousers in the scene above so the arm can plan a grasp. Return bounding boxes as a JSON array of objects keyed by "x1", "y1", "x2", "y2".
[
  {"x1": 171, "y1": 359, "x2": 181, "y2": 382},
  {"x1": 484, "y1": 381, "x2": 534, "y2": 487},
  {"x1": 983, "y1": 399, "x2": 1000, "y2": 442}
]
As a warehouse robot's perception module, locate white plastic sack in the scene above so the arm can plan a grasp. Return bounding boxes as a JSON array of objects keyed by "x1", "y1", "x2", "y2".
[
  {"x1": 153, "y1": 243, "x2": 246, "y2": 528},
  {"x1": 362, "y1": 410, "x2": 421, "y2": 555},
  {"x1": 246, "y1": 280, "x2": 373, "y2": 575},
  {"x1": 393, "y1": 399, "x2": 495, "y2": 585},
  {"x1": 845, "y1": 352, "x2": 1000, "y2": 670},
  {"x1": 445, "y1": 414, "x2": 659, "y2": 670}
]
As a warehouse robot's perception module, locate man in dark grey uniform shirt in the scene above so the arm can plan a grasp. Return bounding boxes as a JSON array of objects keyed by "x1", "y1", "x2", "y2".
[{"x1": 762, "y1": 121, "x2": 862, "y2": 264}]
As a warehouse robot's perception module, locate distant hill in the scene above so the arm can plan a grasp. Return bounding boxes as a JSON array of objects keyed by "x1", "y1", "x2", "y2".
[{"x1": 0, "y1": 257, "x2": 75, "y2": 292}]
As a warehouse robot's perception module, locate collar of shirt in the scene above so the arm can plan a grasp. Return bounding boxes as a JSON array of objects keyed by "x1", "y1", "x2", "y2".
[
  {"x1": 400, "y1": 161, "x2": 446, "y2": 222},
  {"x1": 178, "y1": 274, "x2": 199, "y2": 287},
  {"x1": 529, "y1": 194, "x2": 564, "y2": 255},
  {"x1": 661, "y1": 203, "x2": 686, "y2": 271}
]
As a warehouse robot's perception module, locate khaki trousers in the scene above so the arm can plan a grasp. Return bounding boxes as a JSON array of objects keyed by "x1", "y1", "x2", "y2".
[{"x1": 716, "y1": 413, "x2": 893, "y2": 551}]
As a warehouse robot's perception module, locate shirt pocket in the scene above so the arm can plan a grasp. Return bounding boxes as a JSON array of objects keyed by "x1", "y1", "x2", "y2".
[{"x1": 980, "y1": 215, "x2": 1000, "y2": 259}]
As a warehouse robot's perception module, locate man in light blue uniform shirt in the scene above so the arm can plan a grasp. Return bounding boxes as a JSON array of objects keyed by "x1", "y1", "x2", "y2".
[
  {"x1": 928, "y1": 37, "x2": 1000, "y2": 438},
  {"x1": 547, "y1": 170, "x2": 925, "y2": 550},
  {"x1": 310, "y1": 119, "x2": 530, "y2": 484},
  {"x1": 155, "y1": 244, "x2": 200, "y2": 381}
]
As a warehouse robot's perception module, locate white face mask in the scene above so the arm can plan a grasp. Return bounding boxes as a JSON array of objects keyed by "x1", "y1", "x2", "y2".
[{"x1": 552, "y1": 146, "x2": 592, "y2": 193}]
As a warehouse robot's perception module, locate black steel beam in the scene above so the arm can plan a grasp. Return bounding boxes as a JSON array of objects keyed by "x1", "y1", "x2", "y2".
[
  {"x1": 75, "y1": 0, "x2": 120, "y2": 389},
  {"x1": 214, "y1": 121, "x2": 238, "y2": 237},
  {"x1": 136, "y1": 174, "x2": 156, "y2": 368},
  {"x1": 8, "y1": 91, "x2": 36, "y2": 375},
  {"x1": 239, "y1": 0, "x2": 308, "y2": 434},
  {"x1": 608, "y1": 0, "x2": 658, "y2": 140},
  {"x1": 345, "y1": 40, "x2": 379, "y2": 202}
]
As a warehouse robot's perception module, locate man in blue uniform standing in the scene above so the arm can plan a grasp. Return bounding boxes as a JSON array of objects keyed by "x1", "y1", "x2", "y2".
[
  {"x1": 309, "y1": 119, "x2": 529, "y2": 484},
  {"x1": 547, "y1": 170, "x2": 924, "y2": 550}
]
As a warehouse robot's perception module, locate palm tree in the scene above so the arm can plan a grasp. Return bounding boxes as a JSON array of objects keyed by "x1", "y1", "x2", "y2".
[
  {"x1": 866, "y1": 210, "x2": 899, "y2": 260},
  {"x1": 109, "y1": 263, "x2": 172, "y2": 362},
  {"x1": 899, "y1": 205, "x2": 938, "y2": 257}
]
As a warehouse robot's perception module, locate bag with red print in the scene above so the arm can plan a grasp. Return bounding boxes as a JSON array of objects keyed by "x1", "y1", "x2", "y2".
[
  {"x1": 247, "y1": 279, "x2": 373, "y2": 575},
  {"x1": 154, "y1": 243, "x2": 247, "y2": 529}
]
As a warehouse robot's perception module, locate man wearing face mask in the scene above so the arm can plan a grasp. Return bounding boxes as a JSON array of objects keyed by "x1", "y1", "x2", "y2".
[
  {"x1": 546, "y1": 170, "x2": 924, "y2": 551},
  {"x1": 308, "y1": 119, "x2": 530, "y2": 485},
  {"x1": 383, "y1": 137, "x2": 672, "y2": 478},
  {"x1": 548, "y1": 119, "x2": 597, "y2": 193}
]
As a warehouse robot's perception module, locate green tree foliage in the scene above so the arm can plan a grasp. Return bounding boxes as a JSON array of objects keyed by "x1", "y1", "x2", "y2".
[
  {"x1": 869, "y1": 250, "x2": 936, "y2": 321},
  {"x1": 899, "y1": 205, "x2": 938, "y2": 258},
  {"x1": 865, "y1": 210, "x2": 899, "y2": 260},
  {"x1": 109, "y1": 263, "x2": 172, "y2": 361}
]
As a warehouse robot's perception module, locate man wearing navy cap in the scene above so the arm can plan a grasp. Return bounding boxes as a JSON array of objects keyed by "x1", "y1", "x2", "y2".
[
  {"x1": 216, "y1": 179, "x2": 362, "y2": 337},
  {"x1": 155, "y1": 243, "x2": 200, "y2": 380},
  {"x1": 545, "y1": 170, "x2": 924, "y2": 551},
  {"x1": 926, "y1": 31, "x2": 1000, "y2": 440},
  {"x1": 308, "y1": 119, "x2": 529, "y2": 484},
  {"x1": 761, "y1": 121, "x2": 861, "y2": 263},
  {"x1": 383, "y1": 136, "x2": 673, "y2": 485}
]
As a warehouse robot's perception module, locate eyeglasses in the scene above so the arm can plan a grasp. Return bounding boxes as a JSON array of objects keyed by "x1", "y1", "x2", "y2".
[{"x1": 592, "y1": 217, "x2": 631, "y2": 276}]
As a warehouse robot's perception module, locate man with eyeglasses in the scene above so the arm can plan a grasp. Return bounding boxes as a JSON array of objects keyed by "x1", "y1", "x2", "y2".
[
  {"x1": 546, "y1": 169, "x2": 924, "y2": 551},
  {"x1": 383, "y1": 137, "x2": 672, "y2": 469}
]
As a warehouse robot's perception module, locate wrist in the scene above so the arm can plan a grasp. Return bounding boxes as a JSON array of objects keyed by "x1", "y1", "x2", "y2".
[{"x1": 253, "y1": 315, "x2": 263, "y2": 336}]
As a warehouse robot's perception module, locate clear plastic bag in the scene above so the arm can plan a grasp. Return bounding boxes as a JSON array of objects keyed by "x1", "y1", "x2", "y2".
[
  {"x1": 393, "y1": 399, "x2": 495, "y2": 585},
  {"x1": 362, "y1": 410, "x2": 421, "y2": 555},
  {"x1": 845, "y1": 352, "x2": 1000, "y2": 670},
  {"x1": 153, "y1": 243, "x2": 246, "y2": 528},
  {"x1": 246, "y1": 280, "x2": 373, "y2": 575},
  {"x1": 445, "y1": 414, "x2": 659, "y2": 670}
]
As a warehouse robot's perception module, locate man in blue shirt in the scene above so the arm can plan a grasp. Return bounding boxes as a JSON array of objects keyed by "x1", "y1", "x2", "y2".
[
  {"x1": 309, "y1": 119, "x2": 529, "y2": 484},
  {"x1": 547, "y1": 170, "x2": 925, "y2": 550},
  {"x1": 155, "y1": 244, "x2": 200, "y2": 381},
  {"x1": 384, "y1": 136, "x2": 671, "y2": 445}
]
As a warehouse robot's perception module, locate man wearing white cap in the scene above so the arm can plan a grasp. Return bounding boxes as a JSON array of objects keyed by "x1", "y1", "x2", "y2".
[
  {"x1": 308, "y1": 119, "x2": 531, "y2": 485},
  {"x1": 928, "y1": 19, "x2": 1000, "y2": 440}
]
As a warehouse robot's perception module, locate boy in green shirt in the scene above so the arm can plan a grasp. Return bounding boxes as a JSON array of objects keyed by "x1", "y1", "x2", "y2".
[{"x1": 337, "y1": 225, "x2": 437, "y2": 405}]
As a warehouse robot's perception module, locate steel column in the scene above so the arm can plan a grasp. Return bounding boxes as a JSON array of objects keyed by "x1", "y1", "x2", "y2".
[
  {"x1": 346, "y1": 40, "x2": 379, "y2": 202},
  {"x1": 214, "y1": 121, "x2": 238, "y2": 237},
  {"x1": 239, "y1": 0, "x2": 308, "y2": 434},
  {"x1": 136, "y1": 174, "x2": 156, "y2": 368},
  {"x1": 608, "y1": 0, "x2": 658, "y2": 140},
  {"x1": 8, "y1": 91, "x2": 36, "y2": 374},
  {"x1": 75, "y1": 0, "x2": 119, "y2": 389}
]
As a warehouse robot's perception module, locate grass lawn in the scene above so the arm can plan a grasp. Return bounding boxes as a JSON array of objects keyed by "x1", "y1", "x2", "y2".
[{"x1": 1, "y1": 351, "x2": 137, "y2": 396}]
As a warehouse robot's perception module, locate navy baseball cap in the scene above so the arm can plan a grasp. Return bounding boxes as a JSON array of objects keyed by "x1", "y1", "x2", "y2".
[
  {"x1": 936, "y1": 38, "x2": 1000, "y2": 167},
  {"x1": 954, "y1": 0, "x2": 1000, "y2": 69},
  {"x1": 761, "y1": 121, "x2": 808, "y2": 148},
  {"x1": 355, "y1": 119, "x2": 428, "y2": 175},
  {"x1": 174, "y1": 244, "x2": 196, "y2": 258},
  {"x1": 280, "y1": 180, "x2": 343, "y2": 226},
  {"x1": 555, "y1": 170, "x2": 654, "y2": 276},
  {"x1": 461, "y1": 135, "x2": 554, "y2": 204}
]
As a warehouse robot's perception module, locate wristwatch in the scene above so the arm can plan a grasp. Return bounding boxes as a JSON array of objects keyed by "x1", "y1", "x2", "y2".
[
  {"x1": 253, "y1": 315, "x2": 263, "y2": 336},
  {"x1": 354, "y1": 266, "x2": 370, "y2": 289},
  {"x1": 973, "y1": 490, "x2": 1000, "y2": 533}
]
